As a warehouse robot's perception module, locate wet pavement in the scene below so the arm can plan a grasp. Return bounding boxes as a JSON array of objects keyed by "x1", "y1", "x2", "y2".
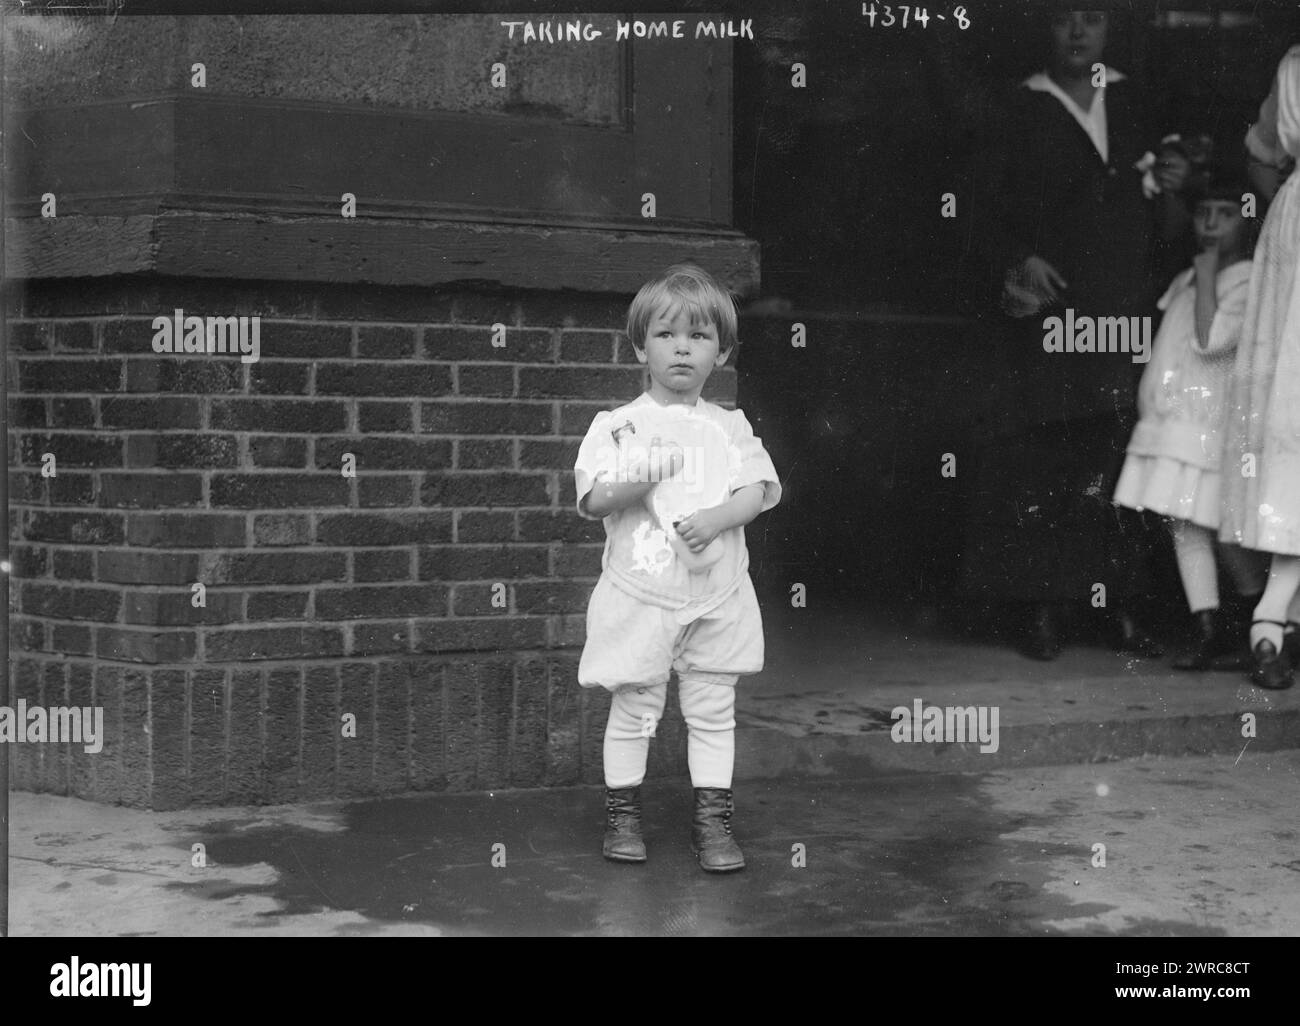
[{"x1": 10, "y1": 748, "x2": 1300, "y2": 936}]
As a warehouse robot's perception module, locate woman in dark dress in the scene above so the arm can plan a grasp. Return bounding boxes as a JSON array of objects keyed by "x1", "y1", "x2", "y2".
[{"x1": 961, "y1": 8, "x2": 1169, "y2": 659}]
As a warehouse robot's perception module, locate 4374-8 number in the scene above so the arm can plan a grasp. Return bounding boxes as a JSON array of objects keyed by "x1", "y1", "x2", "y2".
[{"x1": 862, "y1": 4, "x2": 970, "y2": 30}]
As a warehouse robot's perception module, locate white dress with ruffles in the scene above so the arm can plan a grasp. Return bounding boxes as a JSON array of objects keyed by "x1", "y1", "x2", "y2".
[{"x1": 1114, "y1": 261, "x2": 1253, "y2": 527}]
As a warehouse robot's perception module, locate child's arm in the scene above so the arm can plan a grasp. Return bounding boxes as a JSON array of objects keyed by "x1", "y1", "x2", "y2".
[
  {"x1": 580, "y1": 448, "x2": 683, "y2": 518},
  {"x1": 582, "y1": 478, "x2": 656, "y2": 518},
  {"x1": 1192, "y1": 248, "x2": 1219, "y2": 349},
  {"x1": 673, "y1": 484, "x2": 766, "y2": 554},
  {"x1": 676, "y1": 407, "x2": 781, "y2": 552}
]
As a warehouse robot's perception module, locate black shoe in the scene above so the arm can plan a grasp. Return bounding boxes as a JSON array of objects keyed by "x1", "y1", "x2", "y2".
[
  {"x1": 1248, "y1": 621, "x2": 1294, "y2": 691},
  {"x1": 1285, "y1": 622, "x2": 1300, "y2": 667},
  {"x1": 602, "y1": 786, "x2": 647, "y2": 863},
  {"x1": 1114, "y1": 610, "x2": 1164, "y2": 658},
  {"x1": 691, "y1": 788, "x2": 745, "y2": 873},
  {"x1": 1173, "y1": 609, "x2": 1234, "y2": 671},
  {"x1": 1023, "y1": 602, "x2": 1062, "y2": 661}
]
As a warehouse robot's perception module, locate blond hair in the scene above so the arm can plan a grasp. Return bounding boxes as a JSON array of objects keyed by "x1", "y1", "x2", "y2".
[{"x1": 626, "y1": 264, "x2": 738, "y2": 353}]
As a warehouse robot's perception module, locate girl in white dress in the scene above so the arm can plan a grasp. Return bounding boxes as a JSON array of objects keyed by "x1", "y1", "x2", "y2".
[
  {"x1": 1219, "y1": 45, "x2": 1300, "y2": 689},
  {"x1": 1114, "y1": 173, "x2": 1265, "y2": 669}
]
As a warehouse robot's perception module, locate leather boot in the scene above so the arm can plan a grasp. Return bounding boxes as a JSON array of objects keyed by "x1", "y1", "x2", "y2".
[
  {"x1": 1249, "y1": 621, "x2": 1294, "y2": 691},
  {"x1": 602, "y1": 787, "x2": 647, "y2": 863},
  {"x1": 691, "y1": 788, "x2": 745, "y2": 873},
  {"x1": 1173, "y1": 609, "x2": 1232, "y2": 670},
  {"x1": 1114, "y1": 609, "x2": 1164, "y2": 657}
]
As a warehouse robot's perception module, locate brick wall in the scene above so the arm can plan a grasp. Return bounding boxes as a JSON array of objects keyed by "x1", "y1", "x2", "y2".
[{"x1": 6, "y1": 276, "x2": 738, "y2": 809}]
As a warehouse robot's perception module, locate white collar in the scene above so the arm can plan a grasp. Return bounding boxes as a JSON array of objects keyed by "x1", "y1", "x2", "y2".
[
  {"x1": 1158, "y1": 259, "x2": 1254, "y2": 311},
  {"x1": 637, "y1": 391, "x2": 703, "y2": 412},
  {"x1": 1024, "y1": 66, "x2": 1126, "y2": 163},
  {"x1": 1023, "y1": 66, "x2": 1127, "y2": 101}
]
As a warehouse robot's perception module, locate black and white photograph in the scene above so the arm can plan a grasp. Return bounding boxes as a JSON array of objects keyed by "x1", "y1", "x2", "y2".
[{"x1": 1, "y1": 0, "x2": 1298, "y2": 985}]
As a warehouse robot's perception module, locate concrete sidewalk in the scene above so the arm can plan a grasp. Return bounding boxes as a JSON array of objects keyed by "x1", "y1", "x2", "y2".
[
  {"x1": 736, "y1": 606, "x2": 1300, "y2": 777},
  {"x1": 7, "y1": 617, "x2": 1299, "y2": 936},
  {"x1": 10, "y1": 749, "x2": 1300, "y2": 936}
]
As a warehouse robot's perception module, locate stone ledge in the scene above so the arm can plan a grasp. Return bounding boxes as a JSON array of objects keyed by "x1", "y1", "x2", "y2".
[{"x1": 5, "y1": 212, "x2": 761, "y2": 296}]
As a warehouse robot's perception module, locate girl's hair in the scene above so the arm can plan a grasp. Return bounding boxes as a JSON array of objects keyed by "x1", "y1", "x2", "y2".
[
  {"x1": 626, "y1": 264, "x2": 739, "y2": 353},
  {"x1": 1190, "y1": 168, "x2": 1261, "y2": 258}
]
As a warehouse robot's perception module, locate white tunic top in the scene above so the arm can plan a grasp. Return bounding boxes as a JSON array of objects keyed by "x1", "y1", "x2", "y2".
[{"x1": 575, "y1": 393, "x2": 780, "y2": 624}]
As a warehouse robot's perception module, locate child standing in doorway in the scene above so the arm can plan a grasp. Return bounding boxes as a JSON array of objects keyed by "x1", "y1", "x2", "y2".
[
  {"x1": 573, "y1": 263, "x2": 781, "y2": 872},
  {"x1": 1113, "y1": 171, "x2": 1266, "y2": 668}
]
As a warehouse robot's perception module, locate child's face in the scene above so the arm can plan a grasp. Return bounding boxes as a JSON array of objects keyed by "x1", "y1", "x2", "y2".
[
  {"x1": 636, "y1": 303, "x2": 729, "y2": 405},
  {"x1": 1194, "y1": 199, "x2": 1246, "y2": 255}
]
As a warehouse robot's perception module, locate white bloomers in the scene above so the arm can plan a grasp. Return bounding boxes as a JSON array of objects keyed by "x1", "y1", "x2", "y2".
[
  {"x1": 578, "y1": 573, "x2": 765, "y2": 690},
  {"x1": 581, "y1": 572, "x2": 765, "y2": 789}
]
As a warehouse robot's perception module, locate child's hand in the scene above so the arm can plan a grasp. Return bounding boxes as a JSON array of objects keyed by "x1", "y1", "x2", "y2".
[
  {"x1": 1193, "y1": 246, "x2": 1220, "y2": 276},
  {"x1": 674, "y1": 507, "x2": 725, "y2": 553}
]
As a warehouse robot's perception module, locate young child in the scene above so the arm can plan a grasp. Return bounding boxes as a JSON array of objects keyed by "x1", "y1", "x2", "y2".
[
  {"x1": 573, "y1": 263, "x2": 781, "y2": 872},
  {"x1": 1219, "y1": 45, "x2": 1300, "y2": 689},
  {"x1": 1113, "y1": 171, "x2": 1266, "y2": 668}
]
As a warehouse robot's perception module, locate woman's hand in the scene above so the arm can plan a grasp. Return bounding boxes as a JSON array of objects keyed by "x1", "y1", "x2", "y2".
[
  {"x1": 1021, "y1": 255, "x2": 1069, "y2": 304},
  {"x1": 1155, "y1": 150, "x2": 1191, "y2": 194},
  {"x1": 1002, "y1": 255, "x2": 1068, "y2": 317}
]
